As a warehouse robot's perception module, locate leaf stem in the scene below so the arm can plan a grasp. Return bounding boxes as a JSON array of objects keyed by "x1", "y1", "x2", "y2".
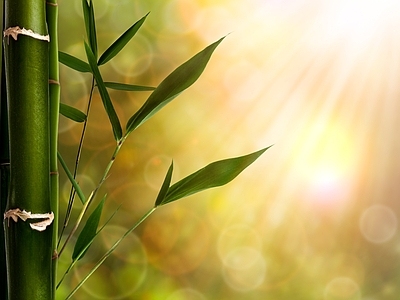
[
  {"x1": 56, "y1": 204, "x2": 120, "y2": 289},
  {"x1": 57, "y1": 136, "x2": 125, "y2": 257},
  {"x1": 58, "y1": 190, "x2": 93, "y2": 258},
  {"x1": 58, "y1": 77, "x2": 95, "y2": 247},
  {"x1": 65, "y1": 207, "x2": 157, "y2": 300}
]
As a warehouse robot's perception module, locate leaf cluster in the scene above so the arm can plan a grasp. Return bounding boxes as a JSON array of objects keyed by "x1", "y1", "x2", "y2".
[{"x1": 57, "y1": 1, "x2": 271, "y2": 298}]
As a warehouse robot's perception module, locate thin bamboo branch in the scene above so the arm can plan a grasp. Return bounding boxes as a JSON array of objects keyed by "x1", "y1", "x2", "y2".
[
  {"x1": 56, "y1": 204, "x2": 120, "y2": 288},
  {"x1": 46, "y1": 0, "x2": 60, "y2": 298},
  {"x1": 57, "y1": 137, "x2": 124, "y2": 257},
  {"x1": 58, "y1": 189, "x2": 94, "y2": 258},
  {"x1": 58, "y1": 77, "x2": 95, "y2": 246},
  {"x1": 65, "y1": 207, "x2": 157, "y2": 300}
]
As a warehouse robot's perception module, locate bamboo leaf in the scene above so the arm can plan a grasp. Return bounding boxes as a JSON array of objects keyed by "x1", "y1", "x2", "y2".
[
  {"x1": 57, "y1": 204, "x2": 120, "y2": 289},
  {"x1": 59, "y1": 51, "x2": 91, "y2": 73},
  {"x1": 154, "y1": 162, "x2": 173, "y2": 207},
  {"x1": 81, "y1": 0, "x2": 90, "y2": 34},
  {"x1": 104, "y1": 82, "x2": 155, "y2": 92},
  {"x1": 59, "y1": 103, "x2": 87, "y2": 123},
  {"x1": 82, "y1": 0, "x2": 97, "y2": 57},
  {"x1": 81, "y1": 0, "x2": 91, "y2": 48},
  {"x1": 84, "y1": 42, "x2": 123, "y2": 141},
  {"x1": 72, "y1": 196, "x2": 105, "y2": 260},
  {"x1": 88, "y1": 1, "x2": 98, "y2": 57},
  {"x1": 66, "y1": 207, "x2": 156, "y2": 300},
  {"x1": 98, "y1": 13, "x2": 149, "y2": 65},
  {"x1": 159, "y1": 146, "x2": 271, "y2": 206},
  {"x1": 57, "y1": 152, "x2": 87, "y2": 204},
  {"x1": 126, "y1": 37, "x2": 225, "y2": 134}
]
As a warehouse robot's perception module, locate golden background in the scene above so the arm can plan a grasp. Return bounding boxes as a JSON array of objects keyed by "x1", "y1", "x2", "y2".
[{"x1": 56, "y1": 0, "x2": 400, "y2": 299}]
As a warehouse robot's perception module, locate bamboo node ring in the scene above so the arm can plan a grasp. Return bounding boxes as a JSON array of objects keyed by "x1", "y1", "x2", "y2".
[
  {"x1": 4, "y1": 208, "x2": 54, "y2": 232},
  {"x1": 3, "y1": 26, "x2": 50, "y2": 43}
]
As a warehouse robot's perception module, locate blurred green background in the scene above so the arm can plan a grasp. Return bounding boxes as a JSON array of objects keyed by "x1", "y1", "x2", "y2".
[{"x1": 56, "y1": 0, "x2": 400, "y2": 299}]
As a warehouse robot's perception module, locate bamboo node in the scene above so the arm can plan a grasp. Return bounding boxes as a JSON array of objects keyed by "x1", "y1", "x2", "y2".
[
  {"x1": 3, "y1": 26, "x2": 50, "y2": 43},
  {"x1": 49, "y1": 79, "x2": 60, "y2": 85},
  {"x1": 4, "y1": 208, "x2": 54, "y2": 232}
]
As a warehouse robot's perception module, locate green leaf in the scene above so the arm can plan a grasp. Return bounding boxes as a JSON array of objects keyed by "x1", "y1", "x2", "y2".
[
  {"x1": 104, "y1": 82, "x2": 155, "y2": 92},
  {"x1": 72, "y1": 196, "x2": 105, "y2": 261},
  {"x1": 88, "y1": 1, "x2": 98, "y2": 57},
  {"x1": 84, "y1": 42, "x2": 123, "y2": 141},
  {"x1": 98, "y1": 13, "x2": 149, "y2": 66},
  {"x1": 81, "y1": 0, "x2": 90, "y2": 37},
  {"x1": 159, "y1": 146, "x2": 272, "y2": 206},
  {"x1": 125, "y1": 37, "x2": 225, "y2": 134},
  {"x1": 57, "y1": 152, "x2": 86, "y2": 204},
  {"x1": 154, "y1": 162, "x2": 173, "y2": 207},
  {"x1": 56, "y1": 204, "x2": 120, "y2": 289},
  {"x1": 60, "y1": 103, "x2": 87, "y2": 123},
  {"x1": 59, "y1": 51, "x2": 91, "y2": 73},
  {"x1": 82, "y1": 0, "x2": 97, "y2": 57},
  {"x1": 65, "y1": 207, "x2": 156, "y2": 300}
]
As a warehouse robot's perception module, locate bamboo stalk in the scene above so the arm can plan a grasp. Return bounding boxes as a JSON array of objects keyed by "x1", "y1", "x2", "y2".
[
  {"x1": 1, "y1": 5, "x2": 10, "y2": 296},
  {"x1": 3, "y1": 0, "x2": 53, "y2": 299},
  {"x1": 0, "y1": 69, "x2": 10, "y2": 300},
  {"x1": 46, "y1": 0, "x2": 60, "y2": 298}
]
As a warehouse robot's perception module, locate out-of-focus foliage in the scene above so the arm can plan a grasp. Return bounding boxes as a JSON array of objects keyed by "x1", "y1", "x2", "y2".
[{"x1": 56, "y1": 0, "x2": 400, "y2": 299}]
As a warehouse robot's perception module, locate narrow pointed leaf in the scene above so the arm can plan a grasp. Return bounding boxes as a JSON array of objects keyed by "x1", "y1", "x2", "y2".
[
  {"x1": 160, "y1": 146, "x2": 271, "y2": 206},
  {"x1": 60, "y1": 103, "x2": 87, "y2": 123},
  {"x1": 88, "y1": 0, "x2": 97, "y2": 59},
  {"x1": 98, "y1": 13, "x2": 149, "y2": 66},
  {"x1": 154, "y1": 162, "x2": 173, "y2": 207},
  {"x1": 72, "y1": 203, "x2": 120, "y2": 263},
  {"x1": 85, "y1": 42, "x2": 122, "y2": 141},
  {"x1": 72, "y1": 196, "x2": 105, "y2": 260},
  {"x1": 81, "y1": 0, "x2": 91, "y2": 47},
  {"x1": 82, "y1": 0, "x2": 97, "y2": 57},
  {"x1": 104, "y1": 82, "x2": 155, "y2": 92},
  {"x1": 126, "y1": 37, "x2": 225, "y2": 134},
  {"x1": 57, "y1": 204, "x2": 121, "y2": 289},
  {"x1": 59, "y1": 51, "x2": 91, "y2": 73},
  {"x1": 88, "y1": 0, "x2": 98, "y2": 57},
  {"x1": 65, "y1": 208, "x2": 156, "y2": 300},
  {"x1": 57, "y1": 152, "x2": 86, "y2": 204}
]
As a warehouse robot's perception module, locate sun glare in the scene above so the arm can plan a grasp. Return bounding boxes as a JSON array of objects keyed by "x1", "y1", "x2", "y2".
[
  {"x1": 296, "y1": 122, "x2": 357, "y2": 207},
  {"x1": 317, "y1": 0, "x2": 399, "y2": 42}
]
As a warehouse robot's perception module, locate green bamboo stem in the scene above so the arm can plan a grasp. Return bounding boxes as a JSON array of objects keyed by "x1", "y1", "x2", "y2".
[
  {"x1": 0, "y1": 64, "x2": 10, "y2": 300},
  {"x1": 46, "y1": 0, "x2": 60, "y2": 298},
  {"x1": 3, "y1": 0, "x2": 53, "y2": 299},
  {"x1": 1, "y1": 3, "x2": 10, "y2": 296}
]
